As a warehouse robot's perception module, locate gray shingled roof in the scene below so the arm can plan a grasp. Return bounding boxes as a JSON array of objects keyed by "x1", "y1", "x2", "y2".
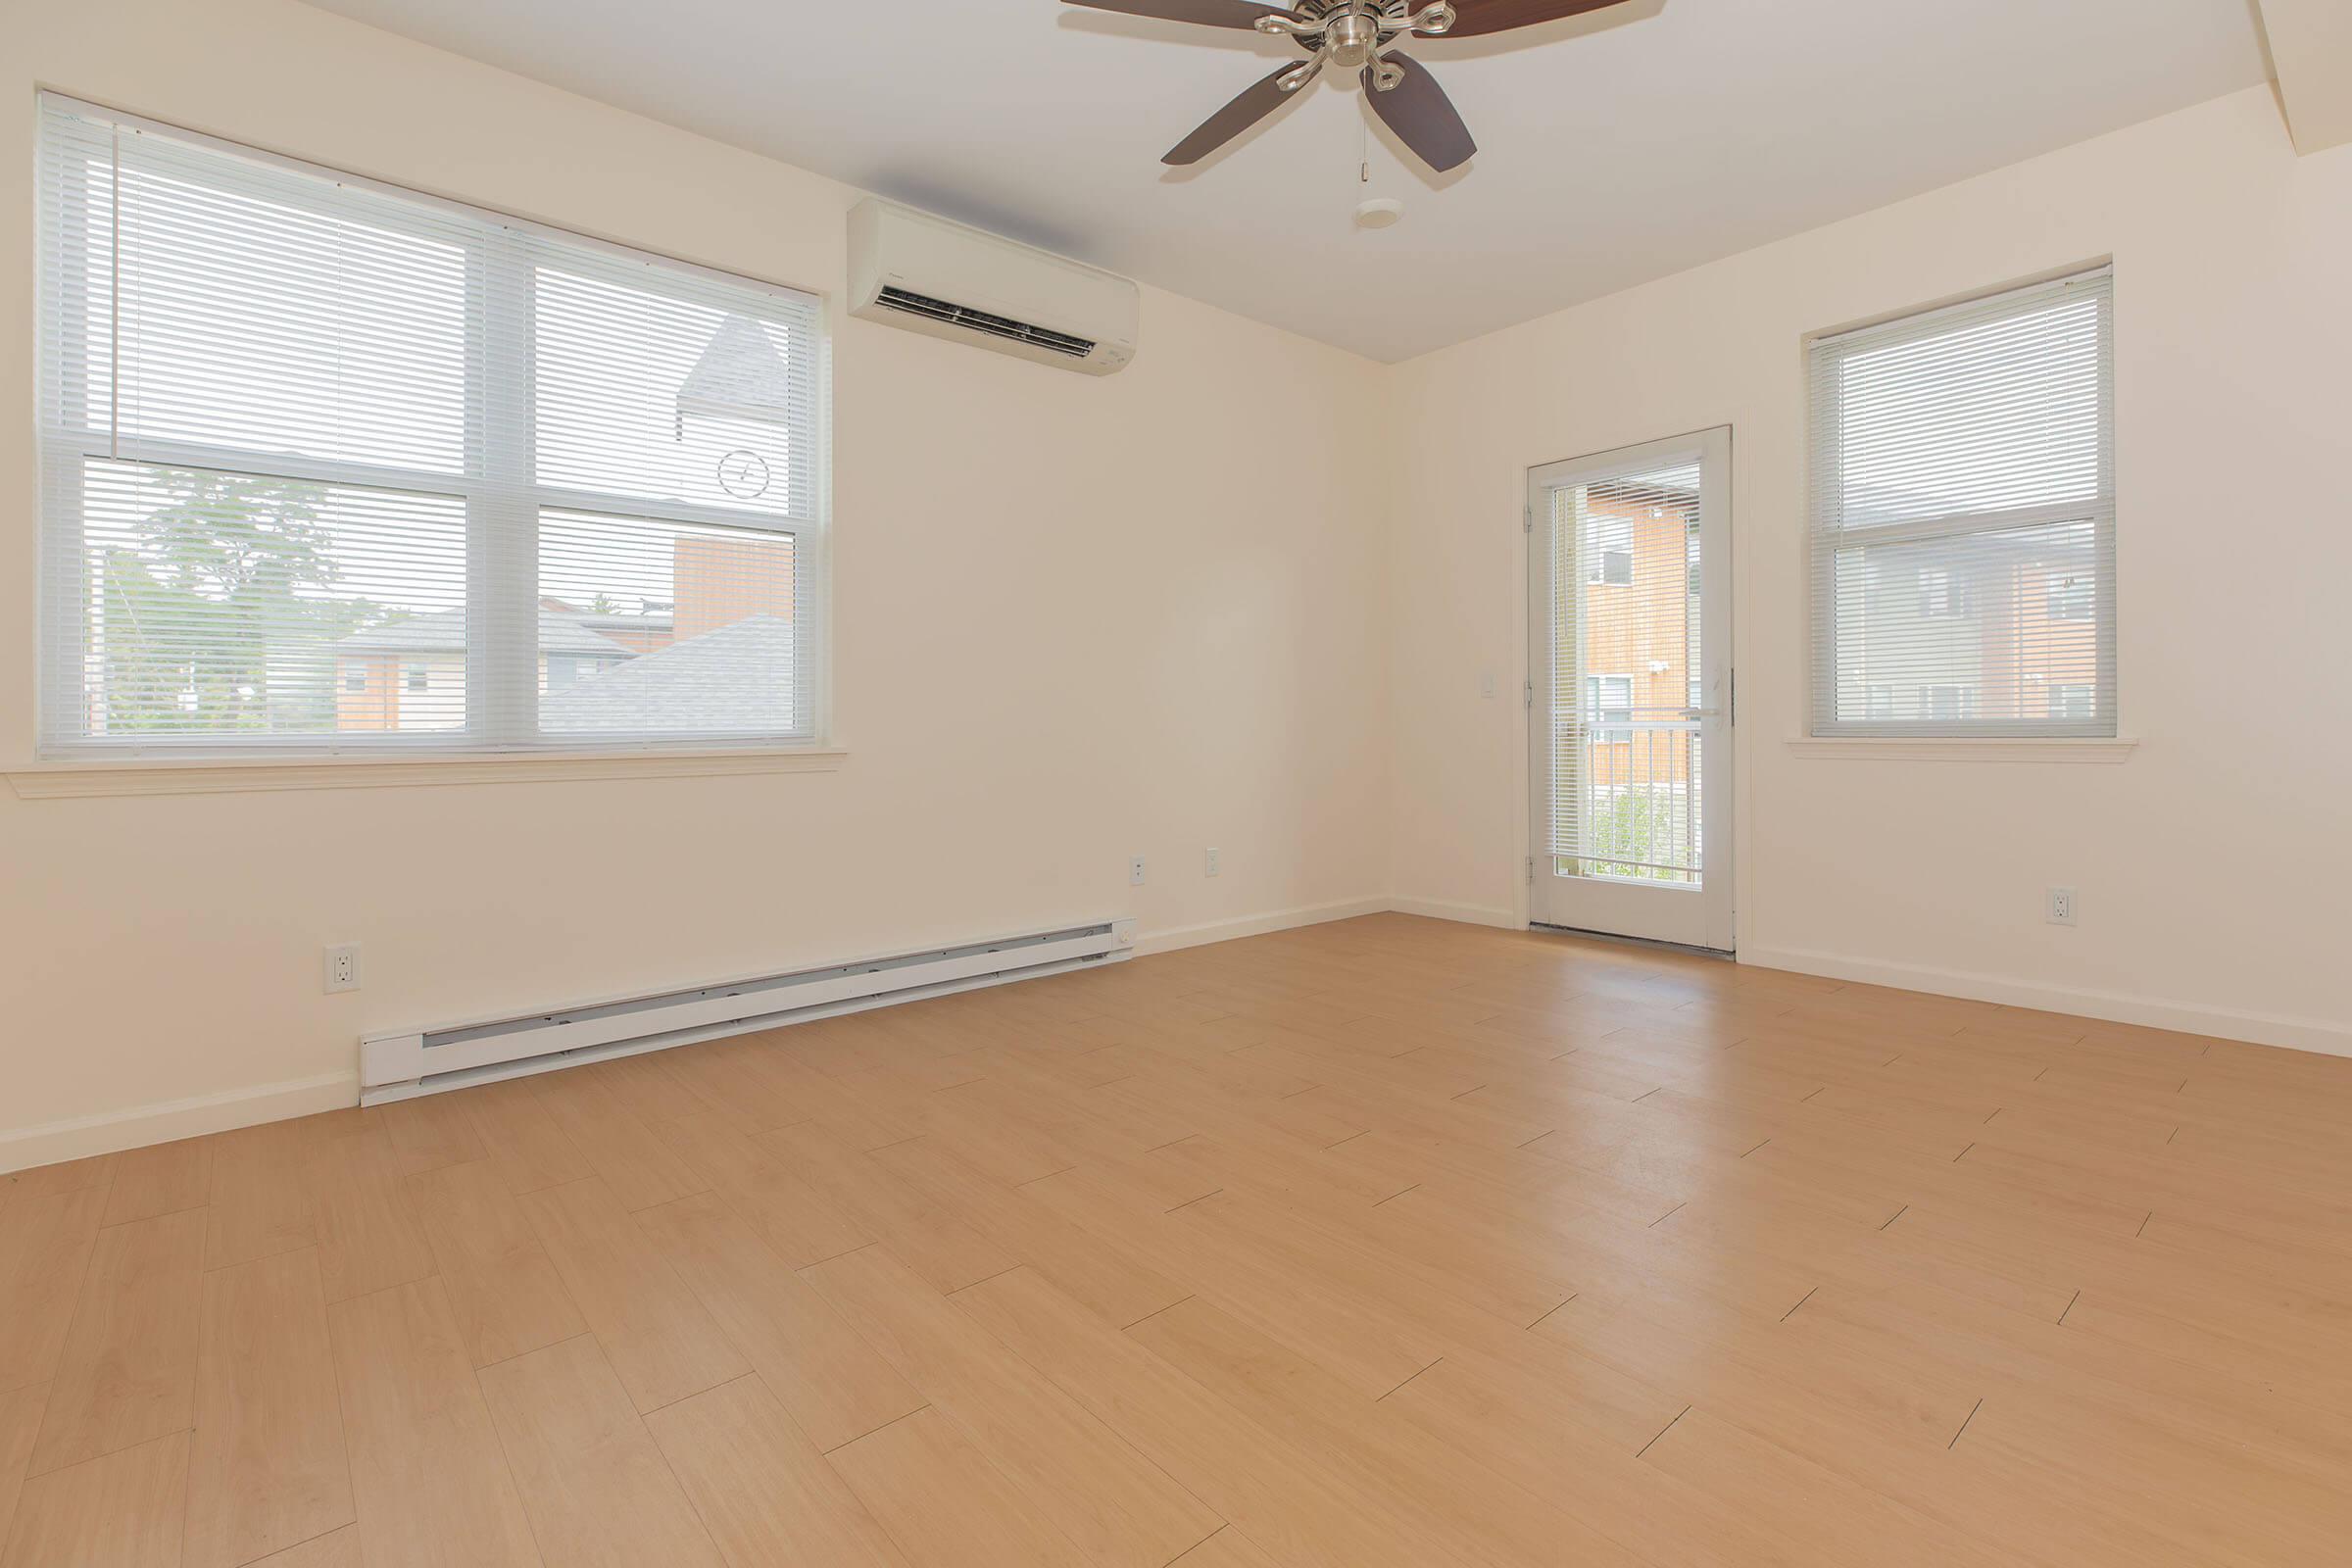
[
  {"x1": 334, "y1": 608, "x2": 632, "y2": 658},
  {"x1": 540, "y1": 613, "x2": 796, "y2": 733}
]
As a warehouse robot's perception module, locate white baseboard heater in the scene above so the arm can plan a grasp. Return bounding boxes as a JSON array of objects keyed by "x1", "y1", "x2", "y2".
[{"x1": 360, "y1": 917, "x2": 1137, "y2": 1106}]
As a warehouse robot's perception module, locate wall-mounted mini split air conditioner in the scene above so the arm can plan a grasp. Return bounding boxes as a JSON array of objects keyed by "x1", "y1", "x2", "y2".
[{"x1": 848, "y1": 199, "x2": 1139, "y2": 376}]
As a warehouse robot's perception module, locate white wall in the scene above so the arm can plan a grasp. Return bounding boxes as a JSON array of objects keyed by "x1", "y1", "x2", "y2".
[
  {"x1": 0, "y1": 0, "x2": 1393, "y2": 1164},
  {"x1": 1387, "y1": 86, "x2": 2352, "y2": 1054},
  {"x1": 8, "y1": 8, "x2": 2348, "y2": 1171}
]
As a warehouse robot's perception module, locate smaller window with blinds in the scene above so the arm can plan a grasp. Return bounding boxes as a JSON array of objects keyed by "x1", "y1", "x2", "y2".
[
  {"x1": 1807, "y1": 268, "x2": 2115, "y2": 738},
  {"x1": 35, "y1": 96, "x2": 827, "y2": 758}
]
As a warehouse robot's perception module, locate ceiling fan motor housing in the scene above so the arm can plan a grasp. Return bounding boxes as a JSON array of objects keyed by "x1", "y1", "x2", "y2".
[
  {"x1": 1326, "y1": 12, "x2": 1382, "y2": 67},
  {"x1": 1274, "y1": 4, "x2": 1458, "y2": 81},
  {"x1": 1081, "y1": 0, "x2": 1617, "y2": 174}
]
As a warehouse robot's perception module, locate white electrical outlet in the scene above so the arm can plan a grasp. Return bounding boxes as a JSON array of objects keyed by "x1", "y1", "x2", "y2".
[
  {"x1": 1129, "y1": 856, "x2": 1148, "y2": 887},
  {"x1": 1205, "y1": 847, "x2": 1221, "y2": 878},
  {"x1": 324, "y1": 944, "x2": 362, "y2": 993},
  {"x1": 2047, "y1": 887, "x2": 2078, "y2": 927}
]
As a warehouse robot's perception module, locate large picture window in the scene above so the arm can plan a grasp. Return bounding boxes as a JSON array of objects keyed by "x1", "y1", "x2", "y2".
[
  {"x1": 36, "y1": 97, "x2": 827, "y2": 757},
  {"x1": 1807, "y1": 269, "x2": 2114, "y2": 738}
]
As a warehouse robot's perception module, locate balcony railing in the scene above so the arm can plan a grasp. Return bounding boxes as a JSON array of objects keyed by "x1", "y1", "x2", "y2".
[{"x1": 1552, "y1": 714, "x2": 1703, "y2": 884}]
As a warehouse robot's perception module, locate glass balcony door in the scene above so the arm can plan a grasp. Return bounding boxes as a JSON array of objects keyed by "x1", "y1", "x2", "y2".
[{"x1": 1528, "y1": 428, "x2": 1734, "y2": 951}]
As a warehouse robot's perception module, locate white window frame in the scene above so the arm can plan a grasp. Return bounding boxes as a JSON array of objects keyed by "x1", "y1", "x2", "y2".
[
  {"x1": 35, "y1": 95, "x2": 833, "y2": 762},
  {"x1": 1806, "y1": 268, "x2": 2116, "y2": 740}
]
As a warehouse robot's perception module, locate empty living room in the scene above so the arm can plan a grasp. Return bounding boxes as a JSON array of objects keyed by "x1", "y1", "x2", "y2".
[{"x1": 3, "y1": 0, "x2": 2349, "y2": 1563}]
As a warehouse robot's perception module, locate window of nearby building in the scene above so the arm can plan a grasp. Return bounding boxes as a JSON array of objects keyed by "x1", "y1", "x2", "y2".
[
  {"x1": 543, "y1": 655, "x2": 612, "y2": 693},
  {"x1": 2047, "y1": 574, "x2": 2093, "y2": 622},
  {"x1": 1587, "y1": 516, "x2": 1635, "y2": 587},
  {"x1": 1586, "y1": 674, "x2": 1635, "y2": 743},
  {"x1": 1918, "y1": 566, "x2": 1968, "y2": 619},
  {"x1": 1925, "y1": 685, "x2": 1979, "y2": 724},
  {"x1": 1807, "y1": 269, "x2": 2114, "y2": 738},
  {"x1": 2049, "y1": 683, "x2": 2092, "y2": 722},
  {"x1": 35, "y1": 96, "x2": 828, "y2": 758}
]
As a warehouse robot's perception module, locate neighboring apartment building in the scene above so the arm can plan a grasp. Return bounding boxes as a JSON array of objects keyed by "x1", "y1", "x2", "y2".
[
  {"x1": 1559, "y1": 471, "x2": 2095, "y2": 884},
  {"x1": 331, "y1": 609, "x2": 648, "y2": 732},
  {"x1": 1842, "y1": 549, "x2": 2099, "y2": 727},
  {"x1": 331, "y1": 531, "x2": 795, "y2": 733},
  {"x1": 1568, "y1": 477, "x2": 2098, "y2": 775},
  {"x1": 328, "y1": 301, "x2": 806, "y2": 737},
  {"x1": 1572, "y1": 473, "x2": 1701, "y2": 793}
]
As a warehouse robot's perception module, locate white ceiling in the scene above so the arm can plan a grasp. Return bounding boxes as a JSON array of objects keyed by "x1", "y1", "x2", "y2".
[{"x1": 303, "y1": 0, "x2": 2272, "y2": 362}]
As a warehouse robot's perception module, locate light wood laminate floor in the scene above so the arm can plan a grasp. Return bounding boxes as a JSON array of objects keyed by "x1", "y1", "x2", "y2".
[{"x1": 5, "y1": 913, "x2": 2351, "y2": 1566}]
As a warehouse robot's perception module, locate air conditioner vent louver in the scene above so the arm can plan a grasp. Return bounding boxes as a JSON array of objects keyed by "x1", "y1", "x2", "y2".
[
  {"x1": 875, "y1": 285, "x2": 1098, "y2": 358},
  {"x1": 850, "y1": 201, "x2": 1135, "y2": 375}
]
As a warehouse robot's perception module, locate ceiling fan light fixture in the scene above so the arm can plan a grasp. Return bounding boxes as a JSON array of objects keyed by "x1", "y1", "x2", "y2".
[
  {"x1": 1354, "y1": 196, "x2": 1406, "y2": 228},
  {"x1": 1072, "y1": 0, "x2": 1635, "y2": 172}
]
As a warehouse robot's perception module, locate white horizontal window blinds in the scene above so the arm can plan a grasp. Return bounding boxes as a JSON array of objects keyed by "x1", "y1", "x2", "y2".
[
  {"x1": 1807, "y1": 269, "x2": 2115, "y2": 738},
  {"x1": 36, "y1": 96, "x2": 827, "y2": 756}
]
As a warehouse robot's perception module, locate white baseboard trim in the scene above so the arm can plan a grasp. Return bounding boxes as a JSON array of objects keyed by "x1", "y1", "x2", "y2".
[
  {"x1": 6, "y1": 901, "x2": 1390, "y2": 1175},
  {"x1": 1388, "y1": 897, "x2": 1521, "y2": 930},
  {"x1": 0, "y1": 1069, "x2": 358, "y2": 1177},
  {"x1": 1132, "y1": 896, "x2": 1394, "y2": 957},
  {"x1": 1740, "y1": 944, "x2": 2352, "y2": 1060},
  {"x1": 38, "y1": 906, "x2": 2330, "y2": 1175}
]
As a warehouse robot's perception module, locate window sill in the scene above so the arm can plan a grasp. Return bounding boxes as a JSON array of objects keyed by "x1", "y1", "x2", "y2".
[
  {"x1": 1784, "y1": 736, "x2": 2137, "y2": 763},
  {"x1": 6, "y1": 746, "x2": 849, "y2": 800}
]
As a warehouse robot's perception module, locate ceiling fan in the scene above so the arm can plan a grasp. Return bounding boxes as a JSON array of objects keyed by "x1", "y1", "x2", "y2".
[{"x1": 1062, "y1": 0, "x2": 1634, "y2": 172}]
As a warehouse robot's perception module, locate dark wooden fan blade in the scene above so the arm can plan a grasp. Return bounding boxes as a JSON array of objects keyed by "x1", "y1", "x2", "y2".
[
  {"x1": 1062, "y1": 0, "x2": 1299, "y2": 28},
  {"x1": 1164, "y1": 62, "x2": 1304, "y2": 165},
  {"x1": 1362, "y1": 55, "x2": 1476, "y2": 172},
  {"x1": 1441, "y1": 0, "x2": 1633, "y2": 37}
]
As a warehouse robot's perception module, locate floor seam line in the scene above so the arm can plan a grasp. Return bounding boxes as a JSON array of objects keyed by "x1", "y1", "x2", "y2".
[
  {"x1": 820, "y1": 1400, "x2": 934, "y2": 1455},
  {"x1": 1636, "y1": 1404, "x2": 1692, "y2": 1460},
  {"x1": 1120, "y1": 1295, "x2": 1196, "y2": 1332},
  {"x1": 1526, "y1": 1294, "x2": 1578, "y2": 1330},
  {"x1": 1163, "y1": 1523, "x2": 1231, "y2": 1566},
  {"x1": 1949, "y1": 1397, "x2": 1984, "y2": 1449},
  {"x1": 1376, "y1": 1357, "x2": 1443, "y2": 1403}
]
